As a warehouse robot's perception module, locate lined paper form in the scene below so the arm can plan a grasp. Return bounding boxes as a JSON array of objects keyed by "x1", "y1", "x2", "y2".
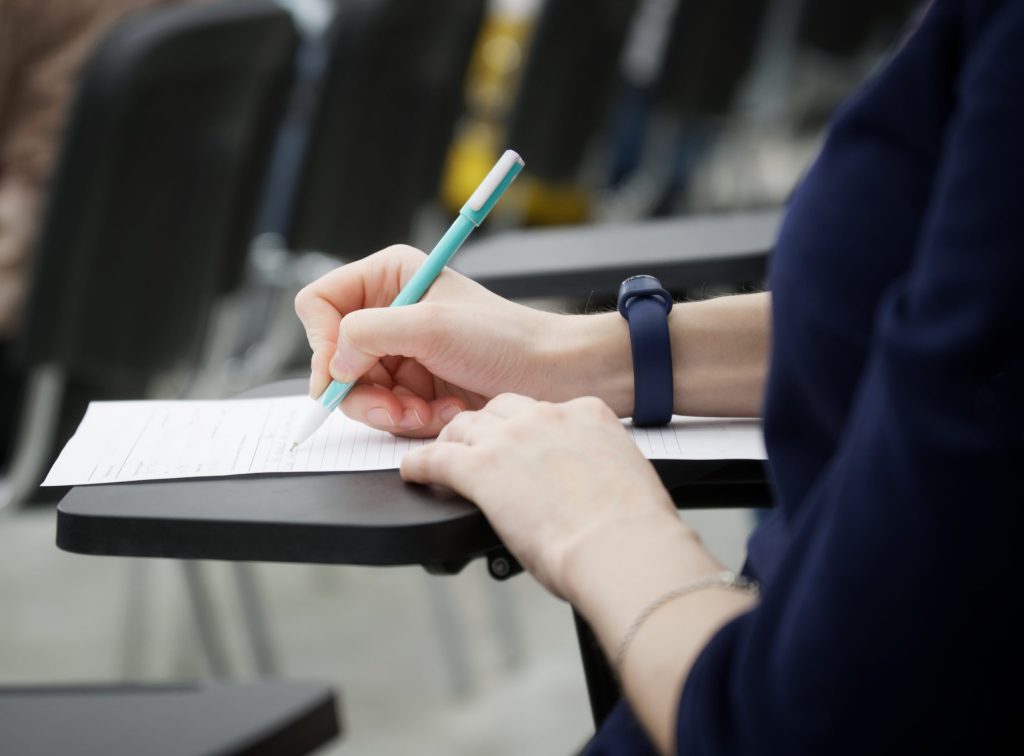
[
  {"x1": 629, "y1": 417, "x2": 765, "y2": 462},
  {"x1": 42, "y1": 396, "x2": 765, "y2": 487}
]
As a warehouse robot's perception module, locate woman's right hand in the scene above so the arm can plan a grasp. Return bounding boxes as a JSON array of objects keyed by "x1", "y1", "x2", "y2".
[{"x1": 294, "y1": 245, "x2": 628, "y2": 437}]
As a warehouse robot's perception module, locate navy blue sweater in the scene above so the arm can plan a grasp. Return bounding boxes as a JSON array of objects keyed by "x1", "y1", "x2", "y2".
[{"x1": 587, "y1": 1, "x2": 1024, "y2": 752}]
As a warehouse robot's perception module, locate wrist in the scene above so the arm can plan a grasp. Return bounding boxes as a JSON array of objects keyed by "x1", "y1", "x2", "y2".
[
  {"x1": 559, "y1": 509, "x2": 711, "y2": 613},
  {"x1": 544, "y1": 312, "x2": 633, "y2": 415},
  {"x1": 558, "y1": 514, "x2": 739, "y2": 679}
]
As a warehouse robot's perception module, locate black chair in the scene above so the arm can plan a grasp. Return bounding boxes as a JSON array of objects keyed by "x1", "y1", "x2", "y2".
[
  {"x1": 506, "y1": 0, "x2": 775, "y2": 217},
  {"x1": 221, "y1": 0, "x2": 486, "y2": 447},
  {"x1": 655, "y1": 0, "x2": 771, "y2": 120},
  {"x1": 505, "y1": 0, "x2": 640, "y2": 183},
  {"x1": 285, "y1": 0, "x2": 486, "y2": 259},
  {"x1": 4, "y1": 0, "x2": 297, "y2": 506},
  {"x1": 0, "y1": 681, "x2": 340, "y2": 756},
  {"x1": 798, "y1": 0, "x2": 921, "y2": 58},
  {"x1": 0, "y1": 0, "x2": 297, "y2": 683}
]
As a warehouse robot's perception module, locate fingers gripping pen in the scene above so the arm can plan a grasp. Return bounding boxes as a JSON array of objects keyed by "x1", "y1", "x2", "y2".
[{"x1": 289, "y1": 149, "x2": 525, "y2": 450}]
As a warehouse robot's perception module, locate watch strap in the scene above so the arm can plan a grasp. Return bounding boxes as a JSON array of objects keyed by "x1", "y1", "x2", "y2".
[{"x1": 624, "y1": 295, "x2": 674, "y2": 426}]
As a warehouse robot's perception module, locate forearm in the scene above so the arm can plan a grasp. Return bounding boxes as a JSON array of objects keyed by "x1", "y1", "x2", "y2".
[
  {"x1": 552, "y1": 292, "x2": 771, "y2": 417},
  {"x1": 670, "y1": 292, "x2": 771, "y2": 417},
  {"x1": 562, "y1": 516, "x2": 757, "y2": 754}
]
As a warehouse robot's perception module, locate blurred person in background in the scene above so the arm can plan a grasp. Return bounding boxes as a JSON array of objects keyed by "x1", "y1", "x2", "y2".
[{"x1": 0, "y1": 0, "x2": 191, "y2": 467}]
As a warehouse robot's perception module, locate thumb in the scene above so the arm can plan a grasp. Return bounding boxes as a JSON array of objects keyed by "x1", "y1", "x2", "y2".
[
  {"x1": 294, "y1": 296, "x2": 343, "y2": 398},
  {"x1": 330, "y1": 303, "x2": 443, "y2": 383}
]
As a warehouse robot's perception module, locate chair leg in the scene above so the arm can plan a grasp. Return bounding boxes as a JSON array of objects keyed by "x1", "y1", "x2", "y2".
[
  {"x1": 121, "y1": 559, "x2": 152, "y2": 679},
  {"x1": 480, "y1": 570, "x2": 527, "y2": 671},
  {"x1": 181, "y1": 561, "x2": 232, "y2": 677},
  {"x1": 423, "y1": 575, "x2": 475, "y2": 699},
  {"x1": 230, "y1": 562, "x2": 281, "y2": 677},
  {"x1": 1, "y1": 364, "x2": 66, "y2": 510},
  {"x1": 573, "y1": 609, "x2": 620, "y2": 728}
]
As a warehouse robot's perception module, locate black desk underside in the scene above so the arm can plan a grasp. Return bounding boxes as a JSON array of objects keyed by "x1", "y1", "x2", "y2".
[{"x1": 57, "y1": 460, "x2": 768, "y2": 568}]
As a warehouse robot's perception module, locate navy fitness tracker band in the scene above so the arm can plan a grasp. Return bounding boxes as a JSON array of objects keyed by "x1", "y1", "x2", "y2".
[{"x1": 618, "y1": 275, "x2": 674, "y2": 426}]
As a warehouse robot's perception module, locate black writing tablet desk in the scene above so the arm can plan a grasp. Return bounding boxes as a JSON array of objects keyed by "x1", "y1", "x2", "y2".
[
  {"x1": 455, "y1": 210, "x2": 779, "y2": 299},
  {"x1": 54, "y1": 379, "x2": 770, "y2": 727},
  {"x1": 55, "y1": 379, "x2": 770, "y2": 569}
]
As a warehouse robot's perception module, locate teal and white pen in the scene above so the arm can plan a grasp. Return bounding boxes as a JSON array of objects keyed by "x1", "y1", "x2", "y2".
[{"x1": 289, "y1": 149, "x2": 525, "y2": 450}]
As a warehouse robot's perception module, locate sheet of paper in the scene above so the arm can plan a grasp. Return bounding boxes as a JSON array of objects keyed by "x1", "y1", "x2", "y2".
[{"x1": 42, "y1": 396, "x2": 765, "y2": 486}]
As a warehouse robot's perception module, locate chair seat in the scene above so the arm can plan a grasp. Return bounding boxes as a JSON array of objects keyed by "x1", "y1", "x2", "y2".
[{"x1": 0, "y1": 680, "x2": 340, "y2": 756}]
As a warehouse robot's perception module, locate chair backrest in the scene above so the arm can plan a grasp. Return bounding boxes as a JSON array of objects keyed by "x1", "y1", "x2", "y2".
[
  {"x1": 285, "y1": 0, "x2": 486, "y2": 259},
  {"x1": 655, "y1": 0, "x2": 771, "y2": 119},
  {"x1": 505, "y1": 0, "x2": 640, "y2": 183},
  {"x1": 19, "y1": 0, "x2": 297, "y2": 391},
  {"x1": 798, "y1": 0, "x2": 919, "y2": 58}
]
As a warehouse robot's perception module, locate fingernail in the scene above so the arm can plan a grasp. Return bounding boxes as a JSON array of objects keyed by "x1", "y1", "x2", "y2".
[
  {"x1": 399, "y1": 409, "x2": 424, "y2": 430},
  {"x1": 366, "y1": 408, "x2": 395, "y2": 427},
  {"x1": 329, "y1": 352, "x2": 355, "y2": 382},
  {"x1": 439, "y1": 404, "x2": 461, "y2": 423},
  {"x1": 308, "y1": 374, "x2": 317, "y2": 398}
]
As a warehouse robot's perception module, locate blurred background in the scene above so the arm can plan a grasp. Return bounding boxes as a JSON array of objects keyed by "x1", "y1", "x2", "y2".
[{"x1": 0, "y1": 0, "x2": 920, "y2": 753}]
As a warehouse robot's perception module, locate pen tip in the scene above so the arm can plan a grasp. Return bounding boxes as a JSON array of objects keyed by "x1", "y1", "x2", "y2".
[{"x1": 289, "y1": 442, "x2": 298, "y2": 452}]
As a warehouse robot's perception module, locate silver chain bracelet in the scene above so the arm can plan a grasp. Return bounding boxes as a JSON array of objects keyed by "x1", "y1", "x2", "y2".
[{"x1": 613, "y1": 570, "x2": 760, "y2": 678}]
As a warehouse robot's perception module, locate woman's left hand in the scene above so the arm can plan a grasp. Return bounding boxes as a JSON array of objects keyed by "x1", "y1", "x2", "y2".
[{"x1": 399, "y1": 393, "x2": 683, "y2": 599}]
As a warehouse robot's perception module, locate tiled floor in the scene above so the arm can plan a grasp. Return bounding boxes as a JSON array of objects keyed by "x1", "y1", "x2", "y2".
[{"x1": 0, "y1": 505, "x2": 754, "y2": 755}]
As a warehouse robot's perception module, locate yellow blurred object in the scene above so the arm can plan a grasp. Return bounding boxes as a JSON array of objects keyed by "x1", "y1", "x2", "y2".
[
  {"x1": 520, "y1": 179, "x2": 590, "y2": 225},
  {"x1": 440, "y1": 124, "x2": 503, "y2": 215},
  {"x1": 440, "y1": 6, "x2": 591, "y2": 226},
  {"x1": 441, "y1": 123, "x2": 589, "y2": 226}
]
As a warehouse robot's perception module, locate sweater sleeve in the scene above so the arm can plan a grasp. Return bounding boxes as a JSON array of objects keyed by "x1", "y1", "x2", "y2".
[{"x1": 676, "y1": 3, "x2": 1024, "y2": 754}]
